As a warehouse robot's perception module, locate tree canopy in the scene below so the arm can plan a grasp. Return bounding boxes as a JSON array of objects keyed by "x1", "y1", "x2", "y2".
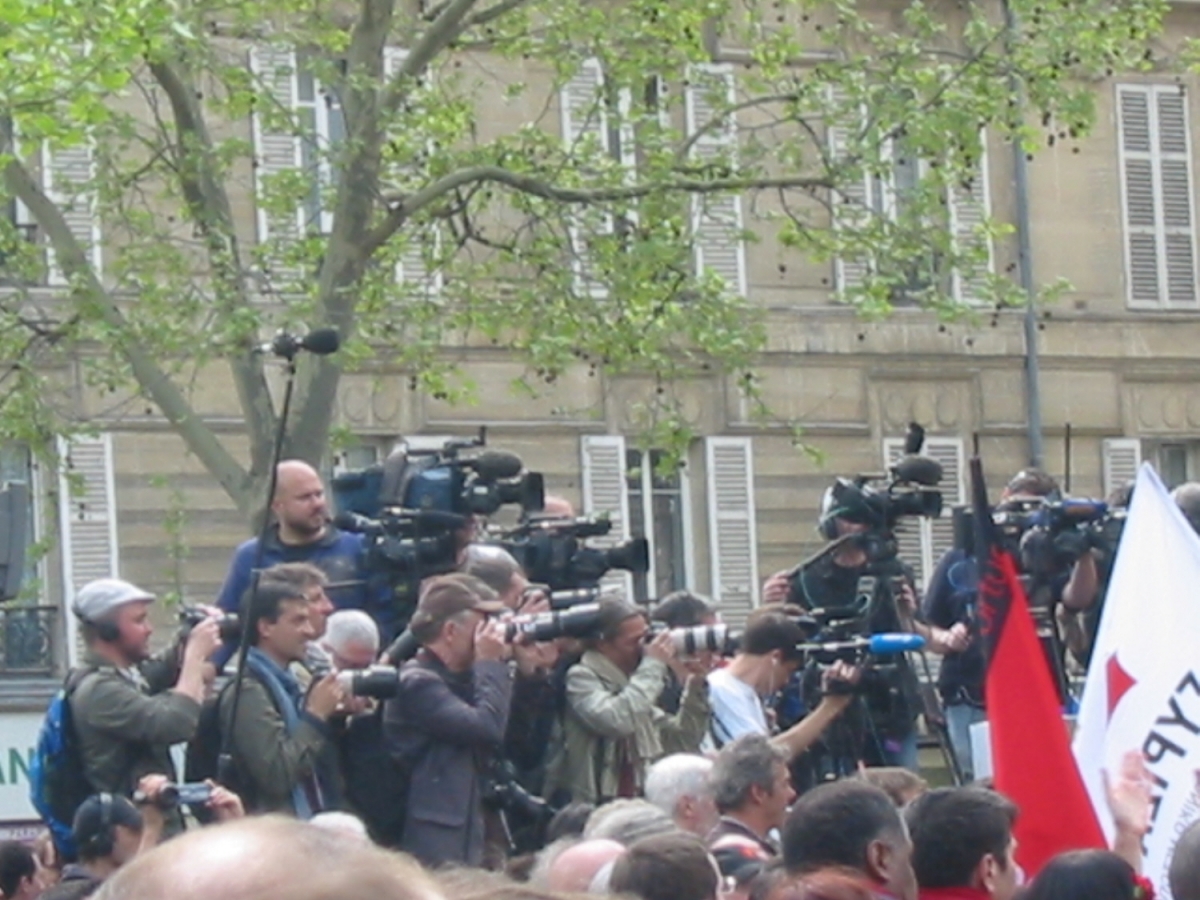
[{"x1": 0, "y1": 0, "x2": 1168, "y2": 517}]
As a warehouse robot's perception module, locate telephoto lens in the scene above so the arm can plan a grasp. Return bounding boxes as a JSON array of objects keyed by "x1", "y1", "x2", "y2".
[
  {"x1": 664, "y1": 624, "x2": 741, "y2": 656},
  {"x1": 334, "y1": 665, "x2": 401, "y2": 699}
]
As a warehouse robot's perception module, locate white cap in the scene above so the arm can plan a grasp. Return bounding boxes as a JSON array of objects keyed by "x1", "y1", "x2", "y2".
[{"x1": 72, "y1": 578, "x2": 155, "y2": 623}]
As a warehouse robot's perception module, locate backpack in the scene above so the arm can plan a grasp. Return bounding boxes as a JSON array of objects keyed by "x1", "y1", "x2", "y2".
[
  {"x1": 184, "y1": 680, "x2": 256, "y2": 816},
  {"x1": 29, "y1": 669, "x2": 97, "y2": 861}
]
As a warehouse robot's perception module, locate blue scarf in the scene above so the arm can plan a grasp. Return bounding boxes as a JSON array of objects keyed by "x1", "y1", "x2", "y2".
[{"x1": 246, "y1": 647, "x2": 316, "y2": 818}]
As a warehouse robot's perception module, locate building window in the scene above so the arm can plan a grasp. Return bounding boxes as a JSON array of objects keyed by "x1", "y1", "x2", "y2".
[
  {"x1": 625, "y1": 449, "x2": 690, "y2": 603},
  {"x1": 296, "y1": 52, "x2": 346, "y2": 235}
]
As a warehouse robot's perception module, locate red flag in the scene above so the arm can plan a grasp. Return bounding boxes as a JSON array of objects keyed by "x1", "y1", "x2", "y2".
[{"x1": 971, "y1": 459, "x2": 1105, "y2": 875}]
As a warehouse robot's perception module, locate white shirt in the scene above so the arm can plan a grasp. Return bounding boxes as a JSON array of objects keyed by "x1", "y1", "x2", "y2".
[{"x1": 704, "y1": 667, "x2": 767, "y2": 751}]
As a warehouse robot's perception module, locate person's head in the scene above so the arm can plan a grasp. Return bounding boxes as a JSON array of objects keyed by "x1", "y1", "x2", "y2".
[
  {"x1": 588, "y1": 598, "x2": 650, "y2": 676},
  {"x1": 652, "y1": 592, "x2": 719, "y2": 628},
  {"x1": 73, "y1": 578, "x2": 157, "y2": 665},
  {"x1": 712, "y1": 735, "x2": 795, "y2": 833},
  {"x1": 645, "y1": 754, "x2": 719, "y2": 838},
  {"x1": 322, "y1": 609, "x2": 380, "y2": 670},
  {"x1": 73, "y1": 793, "x2": 144, "y2": 868},
  {"x1": 309, "y1": 811, "x2": 370, "y2": 843},
  {"x1": 736, "y1": 611, "x2": 811, "y2": 696},
  {"x1": 0, "y1": 840, "x2": 44, "y2": 900},
  {"x1": 857, "y1": 768, "x2": 929, "y2": 808},
  {"x1": 92, "y1": 816, "x2": 444, "y2": 900},
  {"x1": 407, "y1": 574, "x2": 505, "y2": 671},
  {"x1": 541, "y1": 495, "x2": 576, "y2": 518},
  {"x1": 243, "y1": 579, "x2": 314, "y2": 665},
  {"x1": 1021, "y1": 850, "x2": 1137, "y2": 900},
  {"x1": 818, "y1": 479, "x2": 879, "y2": 539},
  {"x1": 258, "y1": 562, "x2": 334, "y2": 638},
  {"x1": 544, "y1": 838, "x2": 626, "y2": 893},
  {"x1": 545, "y1": 803, "x2": 595, "y2": 844},
  {"x1": 1001, "y1": 469, "x2": 1059, "y2": 504},
  {"x1": 904, "y1": 788, "x2": 1019, "y2": 900},
  {"x1": 584, "y1": 799, "x2": 677, "y2": 846},
  {"x1": 782, "y1": 780, "x2": 916, "y2": 900},
  {"x1": 1173, "y1": 483, "x2": 1200, "y2": 537},
  {"x1": 610, "y1": 833, "x2": 721, "y2": 900},
  {"x1": 1170, "y1": 817, "x2": 1200, "y2": 900},
  {"x1": 272, "y1": 460, "x2": 329, "y2": 541},
  {"x1": 764, "y1": 868, "x2": 880, "y2": 900},
  {"x1": 461, "y1": 544, "x2": 528, "y2": 610}
]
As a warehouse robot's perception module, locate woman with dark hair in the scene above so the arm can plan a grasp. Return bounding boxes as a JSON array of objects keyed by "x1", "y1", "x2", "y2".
[{"x1": 1021, "y1": 849, "x2": 1153, "y2": 900}]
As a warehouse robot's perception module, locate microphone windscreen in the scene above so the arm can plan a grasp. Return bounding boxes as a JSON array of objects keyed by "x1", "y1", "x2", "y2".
[
  {"x1": 470, "y1": 450, "x2": 523, "y2": 481},
  {"x1": 868, "y1": 632, "x2": 926, "y2": 655},
  {"x1": 333, "y1": 511, "x2": 372, "y2": 533},
  {"x1": 301, "y1": 328, "x2": 341, "y2": 355},
  {"x1": 891, "y1": 455, "x2": 944, "y2": 487}
]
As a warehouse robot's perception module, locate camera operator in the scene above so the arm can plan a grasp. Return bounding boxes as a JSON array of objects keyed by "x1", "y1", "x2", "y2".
[
  {"x1": 922, "y1": 469, "x2": 1099, "y2": 779},
  {"x1": 650, "y1": 591, "x2": 721, "y2": 716},
  {"x1": 219, "y1": 579, "x2": 347, "y2": 817},
  {"x1": 706, "y1": 608, "x2": 856, "y2": 759},
  {"x1": 544, "y1": 598, "x2": 710, "y2": 806},
  {"x1": 68, "y1": 579, "x2": 221, "y2": 835},
  {"x1": 383, "y1": 573, "x2": 514, "y2": 868}
]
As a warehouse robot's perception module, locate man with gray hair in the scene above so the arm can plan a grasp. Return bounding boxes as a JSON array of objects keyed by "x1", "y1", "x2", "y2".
[
  {"x1": 322, "y1": 610, "x2": 380, "y2": 671},
  {"x1": 644, "y1": 754, "x2": 718, "y2": 838},
  {"x1": 1169, "y1": 817, "x2": 1200, "y2": 900},
  {"x1": 707, "y1": 735, "x2": 795, "y2": 880}
]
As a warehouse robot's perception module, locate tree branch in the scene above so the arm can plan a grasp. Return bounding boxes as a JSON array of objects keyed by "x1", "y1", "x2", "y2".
[
  {"x1": 146, "y1": 56, "x2": 277, "y2": 478},
  {"x1": 382, "y1": 0, "x2": 480, "y2": 113},
  {"x1": 463, "y1": 0, "x2": 532, "y2": 29},
  {"x1": 0, "y1": 138, "x2": 255, "y2": 513},
  {"x1": 365, "y1": 165, "x2": 830, "y2": 255}
]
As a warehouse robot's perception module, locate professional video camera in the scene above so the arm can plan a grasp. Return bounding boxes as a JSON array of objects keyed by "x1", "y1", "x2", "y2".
[{"x1": 490, "y1": 515, "x2": 650, "y2": 591}]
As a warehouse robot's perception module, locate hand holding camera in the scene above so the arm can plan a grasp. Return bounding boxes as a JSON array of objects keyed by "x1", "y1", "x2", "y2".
[
  {"x1": 305, "y1": 672, "x2": 348, "y2": 720},
  {"x1": 475, "y1": 618, "x2": 512, "y2": 663}
]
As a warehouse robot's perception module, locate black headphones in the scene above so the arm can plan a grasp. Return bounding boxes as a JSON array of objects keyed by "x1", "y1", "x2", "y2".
[
  {"x1": 88, "y1": 616, "x2": 121, "y2": 643},
  {"x1": 81, "y1": 792, "x2": 115, "y2": 858}
]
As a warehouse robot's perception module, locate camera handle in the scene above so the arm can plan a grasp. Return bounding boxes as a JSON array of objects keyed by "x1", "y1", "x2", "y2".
[{"x1": 217, "y1": 353, "x2": 302, "y2": 788}]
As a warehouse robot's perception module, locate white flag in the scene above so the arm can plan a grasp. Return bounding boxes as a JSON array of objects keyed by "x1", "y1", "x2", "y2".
[{"x1": 1073, "y1": 463, "x2": 1200, "y2": 897}]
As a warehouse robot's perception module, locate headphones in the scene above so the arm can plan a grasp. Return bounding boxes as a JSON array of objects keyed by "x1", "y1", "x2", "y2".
[
  {"x1": 86, "y1": 616, "x2": 121, "y2": 643},
  {"x1": 80, "y1": 792, "x2": 115, "y2": 859}
]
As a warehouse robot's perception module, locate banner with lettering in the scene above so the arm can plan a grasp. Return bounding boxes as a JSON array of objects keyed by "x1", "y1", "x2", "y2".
[{"x1": 1073, "y1": 463, "x2": 1200, "y2": 897}]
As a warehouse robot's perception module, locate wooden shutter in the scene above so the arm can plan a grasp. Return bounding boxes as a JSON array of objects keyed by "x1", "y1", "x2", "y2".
[
  {"x1": 685, "y1": 65, "x2": 746, "y2": 296},
  {"x1": 705, "y1": 437, "x2": 759, "y2": 625},
  {"x1": 43, "y1": 140, "x2": 101, "y2": 286},
  {"x1": 1117, "y1": 84, "x2": 1198, "y2": 309},
  {"x1": 950, "y1": 134, "x2": 993, "y2": 305},
  {"x1": 562, "y1": 59, "x2": 611, "y2": 297},
  {"x1": 250, "y1": 45, "x2": 303, "y2": 283},
  {"x1": 884, "y1": 436, "x2": 964, "y2": 593},
  {"x1": 828, "y1": 89, "x2": 873, "y2": 293},
  {"x1": 57, "y1": 434, "x2": 118, "y2": 666},
  {"x1": 581, "y1": 435, "x2": 633, "y2": 597},
  {"x1": 1102, "y1": 438, "x2": 1142, "y2": 498}
]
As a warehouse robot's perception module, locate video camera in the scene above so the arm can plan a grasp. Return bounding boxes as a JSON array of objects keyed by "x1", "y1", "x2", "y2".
[{"x1": 490, "y1": 515, "x2": 650, "y2": 591}]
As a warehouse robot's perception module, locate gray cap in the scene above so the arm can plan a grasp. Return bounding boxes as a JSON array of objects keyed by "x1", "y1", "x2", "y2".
[{"x1": 72, "y1": 578, "x2": 155, "y2": 623}]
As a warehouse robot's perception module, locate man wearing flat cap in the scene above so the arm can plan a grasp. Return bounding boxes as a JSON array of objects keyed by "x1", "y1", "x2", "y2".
[
  {"x1": 67, "y1": 578, "x2": 220, "y2": 825},
  {"x1": 383, "y1": 573, "x2": 513, "y2": 867}
]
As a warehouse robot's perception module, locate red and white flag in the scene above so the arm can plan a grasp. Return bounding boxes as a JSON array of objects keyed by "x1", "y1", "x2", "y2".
[{"x1": 1073, "y1": 463, "x2": 1200, "y2": 897}]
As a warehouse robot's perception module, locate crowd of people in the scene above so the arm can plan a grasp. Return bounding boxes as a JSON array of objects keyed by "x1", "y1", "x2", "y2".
[{"x1": 3, "y1": 458, "x2": 1198, "y2": 900}]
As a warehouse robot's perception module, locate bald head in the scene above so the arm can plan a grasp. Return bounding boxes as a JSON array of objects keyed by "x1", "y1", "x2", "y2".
[
  {"x1": 1173, "y1": 483, "x2": 1200, "y2": 537},
  {"x1": 546, "y1": 839, "x2": 626, "y2": 893},
  {"x1": 93, "y1": 816, "x2": 442, "y2": 900},
  {"x1": 1171, "y1": 818, "x2": 1200, "y2": 900},
  {"x1": 273, "y1": 460, "x2": 329, "y2": 543}
]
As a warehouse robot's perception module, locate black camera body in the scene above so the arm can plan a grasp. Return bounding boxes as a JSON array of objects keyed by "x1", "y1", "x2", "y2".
[
  {"x1": 492, "y1": 516, "x2": 650, "y2": 591},
  {"x1": 179, "y1": 607, "x2": 241, "y2": 643}
]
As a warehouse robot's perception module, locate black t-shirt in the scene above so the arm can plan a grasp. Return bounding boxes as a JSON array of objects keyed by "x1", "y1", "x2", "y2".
[{"x1": 921, "y1": 548, "x2": 985, "y2": 705}]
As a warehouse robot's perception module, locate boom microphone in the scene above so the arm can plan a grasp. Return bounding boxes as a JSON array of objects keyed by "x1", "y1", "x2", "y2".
[
  {"x1": 256, "y1": 328, "x2": 341, "y2": 358},
  {"x1": 333, "y1": 511, "x2": 378, "y2": 534},
  {"x1": 890, "y1": 455, "x2": 944, "y2": 487},
  {"x1": 468, "y1": 451, "x2": 524, "y2": 481}
]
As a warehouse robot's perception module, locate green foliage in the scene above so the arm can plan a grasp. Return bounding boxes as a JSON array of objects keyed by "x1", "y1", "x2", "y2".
[{"x1": 0, "y1": 0, "x2": 1168, "y2": 511}]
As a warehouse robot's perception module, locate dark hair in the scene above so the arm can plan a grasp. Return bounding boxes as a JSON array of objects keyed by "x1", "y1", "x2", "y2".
[
  {"x1": 857, "y1": 768, "x2": 928, "y2": 807},
  {"x1": 904, "y1": 788, "x2": 1016, "y2": 889},
  {"x1": 0, "y1": 841, "x2": 36, "y2": 897},
  {"x1": 242, "y1": 579, "x2": 307, "y2": 646},
  {"x1": 1022, "y1": 850, "x2": 1136, "y2": 900},
  {"x1": 651, "y1": 591, "x2": 717, "y2": 628},
  {"x1": 610, "y1": 832, "x2": 719, "y2": 900},
  {"x1": 462, "y1": 547, "x2": 522, "y2": 595},
  {"x1": 545, "y1": 802, "x2": 594, "y2": 843},
  {"x1": 587, "y1": 598, "x2": 645, "y2": 646},
  {"x1": 1004, "y1": 468, "x2": 1059, "y2": 498},
  {"x1": 782, "y1": 780, "x2": 903, "y2": 874},
  {"x1": 739, "y1": 612, "x2": 809, "y2": 663},
  {"x1": 712, "y1": 734, "x2": 788, "y2": 813},
  {"x1": 258, "y1": 562, "x2": 328, "y2": 592},
  {"x1": 1170, "y1": 818, "x2": 1200, "y2": 900}
]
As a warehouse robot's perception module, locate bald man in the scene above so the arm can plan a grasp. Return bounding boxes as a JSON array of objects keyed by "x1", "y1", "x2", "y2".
[
  {"x1": 92, "y1": 816, "x2": 443, "y2": 900},
  {"x1": 216, "y1": 461, "x2": 389, "y2": 663}
]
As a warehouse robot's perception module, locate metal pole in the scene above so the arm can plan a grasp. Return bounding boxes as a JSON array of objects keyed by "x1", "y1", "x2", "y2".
[{"x1": 1003, "y1": 0, "x2": 1045, "y2": 469}]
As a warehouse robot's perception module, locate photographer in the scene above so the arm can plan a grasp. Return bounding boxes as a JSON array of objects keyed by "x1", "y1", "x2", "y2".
[
  {"x1": 383, "y1": 573, "x2": 513, "y2": 868},
  {"x1": 219, "y1": 579, "x2": 347, "y2": 816},
  {"x1": 68, "y1": 579, "x2": 220, "y2": 834},
  {"x1": 544, "y1": 598, "x2": 710, "y2": 806}
]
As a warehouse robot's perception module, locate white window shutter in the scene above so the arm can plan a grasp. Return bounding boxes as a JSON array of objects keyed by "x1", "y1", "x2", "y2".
[
  {"x1": 57, "y1": 434, "x2": 119, "y2": 666},
  {"x1": 250, "y1": 45, "x2": 303, "y2": 281},
  {"x1": 828, "y1": 88, "x2": 872, "y2": 293},
  {"x1": 1102, "y1": 438, "x2": 1142, "y2": 498},
  {"x1": 685, "y1": 65, "x2": 746, "y2": 296},
  {"x1": 580, "y1": 435, "x2": 633, "y2": 598},
  {"x1": 950, "y1": 134, "x2": 993, "y2": 305},
  {"x1": 1117, "y1": 84, "x2": 1198, "y2": 309},
  {"x1": 705, "y1": 437, "x2": 759, "y2": 625},
  {"x1": 43, "y1": 140, "x2": 101, "y2": 286},
  {"x1": 562, "y1": 59, "x2": 612, "y2": 298}
]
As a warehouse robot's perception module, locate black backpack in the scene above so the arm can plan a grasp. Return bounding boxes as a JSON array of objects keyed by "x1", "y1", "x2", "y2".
[{"x1": 184, "y1": 681, "x2": 257, "y2": 815}]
